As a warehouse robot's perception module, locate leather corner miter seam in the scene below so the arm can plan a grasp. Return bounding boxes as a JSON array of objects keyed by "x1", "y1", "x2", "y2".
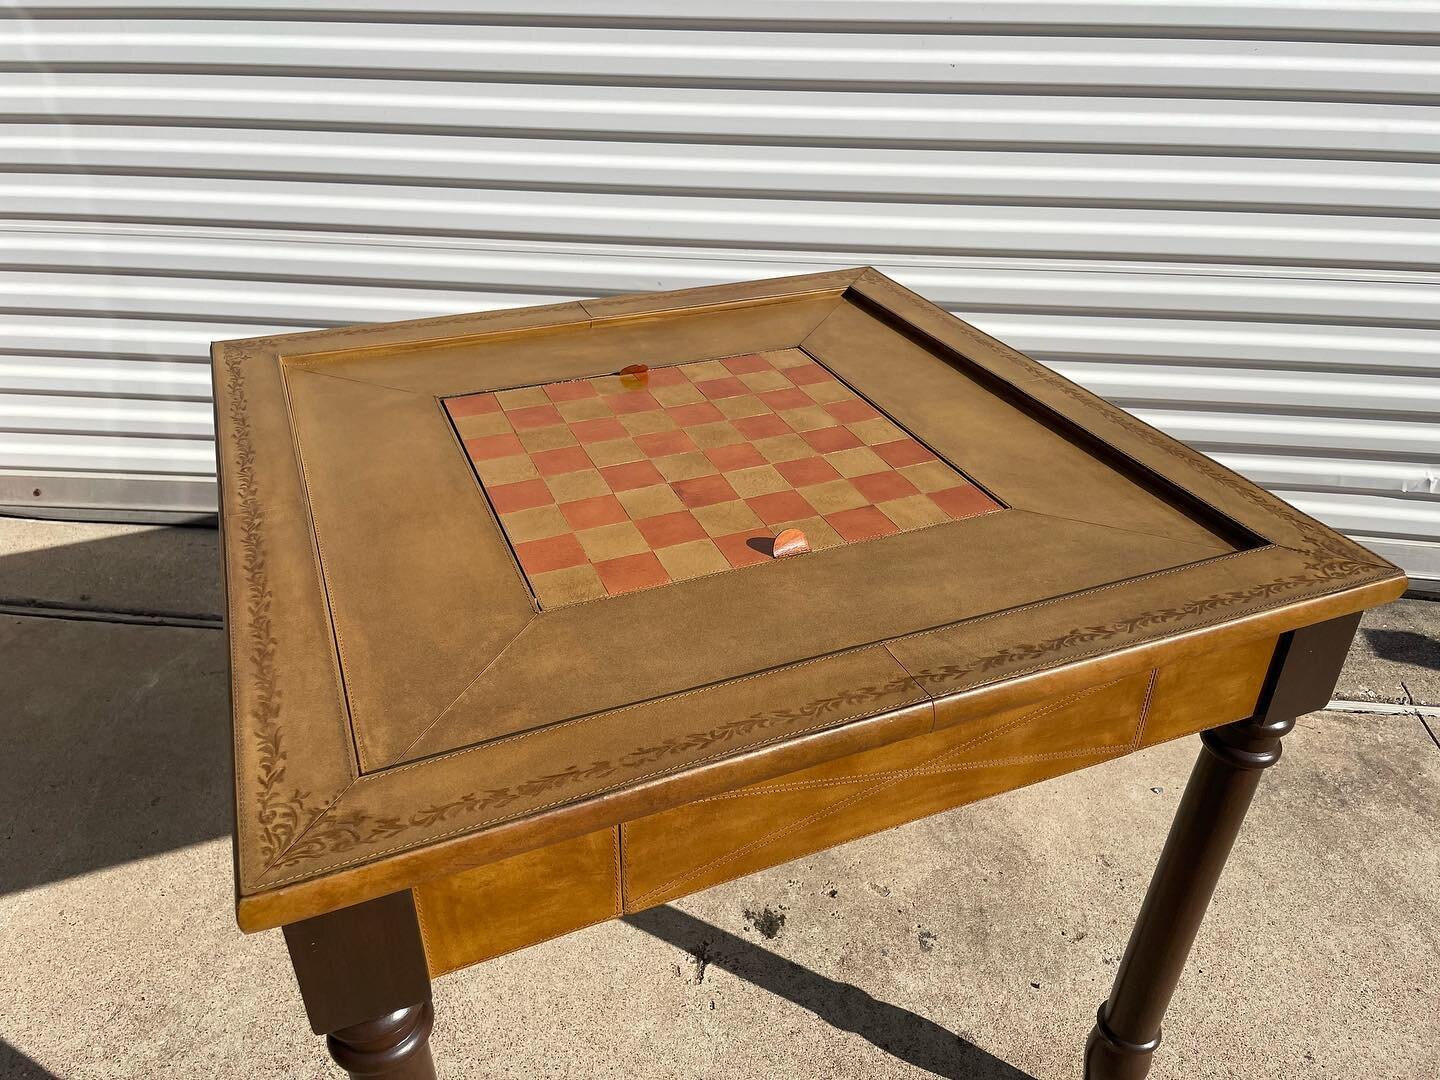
[
  {"x1": 893, "y1": 554, "x2": 1396, "y2": 707},
  {"x1": 611, "y1": 826, "x2": 625, "y2": 917},
  {"x1": 277, "y1": 363, "x2": 368, "y2": 773},
  {"x1": 1132, "y1": 669, "x2": 1159, "y2": 750},
  {"x1": 374, "y1": 642, "x2": 921, "y2": 780}
]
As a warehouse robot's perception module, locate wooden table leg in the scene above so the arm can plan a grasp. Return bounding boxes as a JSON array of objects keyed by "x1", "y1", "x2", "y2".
[
  {"x1": 283, "y1": 890, "x2": 437, "y2": 1080},
  {"x1": 1084, "y1": 613, "x2": 1361, "y2": 1080}
]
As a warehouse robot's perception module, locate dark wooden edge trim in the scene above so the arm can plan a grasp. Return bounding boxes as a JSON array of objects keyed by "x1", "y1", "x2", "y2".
[{"x1": 1254, "y1": 611, "x2": 1362, "y2": 723}]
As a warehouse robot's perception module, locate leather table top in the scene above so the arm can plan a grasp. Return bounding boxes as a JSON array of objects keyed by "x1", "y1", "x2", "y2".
[{"x1": 212, "y1": 268, "x2": 1405, "y2": 930}]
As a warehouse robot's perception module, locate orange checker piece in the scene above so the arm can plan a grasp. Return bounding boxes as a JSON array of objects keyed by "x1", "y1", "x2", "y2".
[{"x1": 772, "y1": 528, "x2": 810, "y2": 558}]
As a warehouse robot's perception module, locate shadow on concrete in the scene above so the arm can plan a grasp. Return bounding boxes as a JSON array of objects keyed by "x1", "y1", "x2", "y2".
[
  {"x1": 623, "y1": 905, "x2": 1037, "y2": 1080},
  {"x1": 0, "y1": 1040, "x2": 61, "y2": 1080},
  {"x1": 0, "y1": 517, "x2": 221, "y2": 624},
  {"x1": 1362, "y1": 628, "x2": 1440, "y2": 674},
  {"x1": 0, "y1": 528, "x2": 231, "y2": 899}
]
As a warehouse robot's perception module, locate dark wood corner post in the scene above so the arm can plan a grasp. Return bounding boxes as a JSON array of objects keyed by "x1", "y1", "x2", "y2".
[
  {"x1": 283, "y1": 891, "x2": 437, "y2": 1080},
  {"x1": 1085, "y1": 613, "x2": 1361, "y2": 1080}
]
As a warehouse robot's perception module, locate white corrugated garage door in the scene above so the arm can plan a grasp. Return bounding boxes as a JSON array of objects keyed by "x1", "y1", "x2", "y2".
[{"x1": 1, "y1": 1, "x2": 1438, "y2": 586}]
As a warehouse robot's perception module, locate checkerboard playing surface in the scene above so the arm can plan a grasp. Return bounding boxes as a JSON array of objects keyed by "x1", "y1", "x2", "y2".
[{"x1": 444, "y1": 348, "x2": 1002, "y2": 608}]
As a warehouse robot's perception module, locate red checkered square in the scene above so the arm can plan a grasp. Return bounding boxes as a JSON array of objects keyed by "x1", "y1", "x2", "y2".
[
  {"x1": 775, "y1": 457, "x2": 841, "y2": 488},
  {"x1": 465, "y1": 433, "x2": 525, "y2": 461},
  {"x1": 571, "y1": 417, "x2": 628, "y2": 443},
  {"x1": 748, "y1": 490, "x2": 815, "y2": 525},
  {"x1": 533, "y1": 446, "x2": 592, "y2": 476},
  {"x1": 721, "y1": 353, "x2": 769, "y2": 375},
  {"x1": 705, "y1": 443, "x2": 766, "y2": 471},
  {"x1": 800, "y1": 426, "x2": 862, "y2": 454},
  {"x1": 635, "y1": 430, "x2": 696, "y2": 458},
  {"x1": 601, "y1": 460, "x2": 665, "y2": 491},
  {"x1": 509, "y1": 404, "x2": 565, "y2": 430},
  {"x1": 560, "y1": 495, "x2": 628, "y2": 531},
  {"x1": 445, "y1": 348, "x2": 1001, "y2": 608},
  {"x1": 447, "y1": 392, "x2": 499, "y2": 417},
  {"x1": 544, "y1": 381, "x2": 597, "y2": 402},
  {"x1": 635, "y1": 511, "x2": 706, "y2": 549},
  {"x1": 874, "y1": 438, "x2": 936, "y2": 467},
  {"x1": 607, "y1": 391, "x2": 662, "y2": 414}
]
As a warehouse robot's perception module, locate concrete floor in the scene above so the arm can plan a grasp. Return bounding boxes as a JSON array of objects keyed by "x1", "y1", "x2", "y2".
[{"x1": 1, "y1": 520, "x2": 1437, "y2": 1080}]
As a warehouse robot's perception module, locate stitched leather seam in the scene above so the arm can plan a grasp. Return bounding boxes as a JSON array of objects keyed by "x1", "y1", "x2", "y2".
[
  {"x1": 1026, "y1": 512, "x2": 1231, "y2": 554},
  {"x1": 280, "y1": 366, "x2": 366, "y2": 770},
  {"x1": 376, "y1": 649, "x2": 918, "y2": 777},
  {"x1": 224, "y1": 344, "x2": 352, "y2": 876},
  {"x1": 905, "y1": 566, "x2": 1391, "y2": 703},
  {"x1": 436, "y1": 390, "x2": 540, "y2": 607},
  {"x1": 373, "y1": 549, "x2": 1391, "y2": 789},
  {"x1": 897, "y1": 546, "x2": 1259, "y2": 649},
  {"x1": 1132, "y1": 669, "x2": 1159, "y2": 750},
  {"x1": 287, "y1": 364, "x2": 421, "y2": 399},
  {"x1": 933, "y1": 677, "x2": 1125, "y2": 754},
  {"x1": 412, "y1": 889, "x2": 437, "y2": 979},
  {"x1": 259, "y1": 694, "x2": 930, "y2": 887},
  {"x1": 880, "y1": 642, "x2": 936, "y2": 732},
  {"x1": 392, "y1": 615, "x2": 542, "y2": 765},
  {"x1": 612, "y1": 827, "x2": 624, "y2": 917},
  {"x1": 262, "y1": 782, "x2": 357, "y2": 877}
]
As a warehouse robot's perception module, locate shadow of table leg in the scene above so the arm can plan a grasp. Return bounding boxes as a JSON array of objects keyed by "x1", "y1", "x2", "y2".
[
  {"x1": 624, "y1": 905, "x2": 1036, "y2": 1080},
  {"x1": 0, "y1": 1040, "x2": 62, "y2": 1080},
  {"x1": 0, "y1": 614, "x2": 230, "y2": 898}
]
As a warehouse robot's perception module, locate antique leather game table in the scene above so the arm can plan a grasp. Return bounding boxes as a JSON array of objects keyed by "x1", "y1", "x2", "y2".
[{"x1": 212, "y1": 269, "x2": 1404, "y2": 1079}]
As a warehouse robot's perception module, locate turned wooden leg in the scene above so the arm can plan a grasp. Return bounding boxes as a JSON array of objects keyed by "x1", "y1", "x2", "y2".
[
  {"x1": 283, "y1": 891, "x2": 436, "y2": 1080},
  {"x1": 328, "y1": 1003, "x2": 435, "y2": 1080},
  {"x1": 1084, "y1": 614, "x2": 1360, "y2": 1080}
]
